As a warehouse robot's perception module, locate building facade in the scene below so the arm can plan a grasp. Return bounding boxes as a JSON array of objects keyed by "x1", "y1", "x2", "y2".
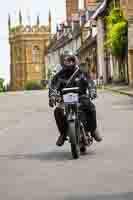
[
  {"x1": 84, "y1": 0, "x2": 99, "y2": 9},
  {"x1": 120, "y1": 0, "x2": 128, "y2": 17},
  {"x1": 120, "y1": 0, "x2": 133, "y2": 86},
  {"x1": 45, "y1": 31, "x2": 81, "y2": 73},
  {"x1": 8, "y1": 12, "x2": 51, "y2": 90},
  {"x1": 66, "y1": 0, "x2": 79, "y2": 22},
  {"x1": 128, "y1": 0, "x2": 133, "y2": 86}
]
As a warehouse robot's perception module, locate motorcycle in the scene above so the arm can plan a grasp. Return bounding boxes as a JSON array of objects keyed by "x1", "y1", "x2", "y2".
[{"x1": 56, "y1": 86, "x2": 94, "y2": 159}]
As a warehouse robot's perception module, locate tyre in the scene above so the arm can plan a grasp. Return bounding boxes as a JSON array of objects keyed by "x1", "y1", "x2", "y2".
[{"x1": 68, "y1": 122, "x2": 80, "y2": 159}]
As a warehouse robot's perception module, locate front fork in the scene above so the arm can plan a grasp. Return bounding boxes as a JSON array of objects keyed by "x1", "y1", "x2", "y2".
[
  {"x1": 78, "y1": 110, "x2": 93, "y2": 146},
  {"x1": 65, "y1": 105, "x2": 93, "y2": 146},
  {"x1": 65, "y1": 104, "x2": 80, "y2": 144}
]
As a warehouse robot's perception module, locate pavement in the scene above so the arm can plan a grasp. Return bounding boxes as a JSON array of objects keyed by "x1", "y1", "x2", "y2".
[
  {"x1": 103, "y1": 84, "x2": 133, "y2": 97},
  {"x1": 0, "y1": 90, "x2": 133, "y2": 200}
]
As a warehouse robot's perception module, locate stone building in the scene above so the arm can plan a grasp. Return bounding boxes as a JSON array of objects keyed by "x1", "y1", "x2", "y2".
[
  {"x1": 90, "y1": 0, "x2": 129, "y2": 84},
  {"x1": 8, "y1": 11, "x2": 51, "y2": 90},
  {"x1": 91, "y1": 0, "x2": 108, "y2": 83},
  {"x1": 119, "y1": 0, "x2": 133, "y2": 86},
  {"x1": 45, "y1": 27, "x2": 81, "y2": 73},
  {"x1": 66, "y1": 0, "x2": 79, "y2": 22},
  {"x1": 78, "y1": 35, "x2": 97, "y2": 74},
  {"x1": 128, "y1": 0, "x2": 133, "y2": 86},
  {"x1": 120, "y1": 0, "x2": 128, "y2": 17},
  {"x1": 84, "y1": 0, "x2": 101, "y2": 10},
  {"x1": 46, "y1": 0, "x2": 105, "y2": 79}
]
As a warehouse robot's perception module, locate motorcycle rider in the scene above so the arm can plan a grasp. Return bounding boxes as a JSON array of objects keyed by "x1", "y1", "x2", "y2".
[{"x1": 48, "y1": 51, "x2": 102, "y2": 146}]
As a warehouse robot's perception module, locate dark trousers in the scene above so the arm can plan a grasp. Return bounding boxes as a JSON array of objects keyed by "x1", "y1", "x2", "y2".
[
  {"x1": 54, "y1": 102, "x2": 97, "y2": 136},
  {"x1": 79, "y1": 101, "x2": 97, "y2": 133},
  {"x1": 54, "y1": 107, "x2": 68, "y2": 136}
]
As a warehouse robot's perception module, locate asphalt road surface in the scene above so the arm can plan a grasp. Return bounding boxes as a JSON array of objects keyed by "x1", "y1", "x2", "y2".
[{"x1": 0, "y1": 90, "x2": 133, "y2": 200}]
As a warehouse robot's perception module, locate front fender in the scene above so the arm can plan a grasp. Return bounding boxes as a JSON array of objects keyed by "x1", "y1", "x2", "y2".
[{"x1": 67, "y1": 111, "x2": 76, "y2": 121}]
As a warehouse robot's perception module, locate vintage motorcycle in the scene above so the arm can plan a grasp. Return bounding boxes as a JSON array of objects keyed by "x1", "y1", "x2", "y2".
[{"x1": 55, "y1": 86, "x2": 94, "y2": 159}]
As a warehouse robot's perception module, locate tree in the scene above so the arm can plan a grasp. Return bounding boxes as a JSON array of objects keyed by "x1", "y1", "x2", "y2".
[
  {"x1": 107, "y1": 21, "x2": 127, "y2": 58},
  {"x1": 106, "y1": 8, "x2": 128, "y2": 81}
]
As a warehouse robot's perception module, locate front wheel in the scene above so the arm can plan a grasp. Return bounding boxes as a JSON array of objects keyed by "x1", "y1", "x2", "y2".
[
  {"x1": 71, "y1": 143, "x2": 80, "y2": 159},
  {"x1": 68, "y1": 122, "x2": 80, "y2": 159}
]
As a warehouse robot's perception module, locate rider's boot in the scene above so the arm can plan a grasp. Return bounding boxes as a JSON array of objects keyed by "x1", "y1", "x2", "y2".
[
  {"x1": 91, "y1": 129, "x2": 103, "y2": 142},
  {"x1": 54, "y1": 107, "x2": 67, "y2": 146},
  {"x1": 56, "y1": 134, "x2": 67, "y2": 146}
]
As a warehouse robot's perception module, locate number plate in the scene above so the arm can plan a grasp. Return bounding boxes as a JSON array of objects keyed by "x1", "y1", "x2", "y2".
[{"x1": 63, "y1": 93, "x2": 79, "y2": 103}]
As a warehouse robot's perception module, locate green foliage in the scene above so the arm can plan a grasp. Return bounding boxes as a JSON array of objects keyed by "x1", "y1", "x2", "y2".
[
  {"x1": 10, "y1": 27, "x2": 16, "y2": 33},
  {"x1": 0, "y1": 78, "x2": 5, "y2": 92},
  {"x1": 48, "y1": 67, "x2": 53, "y2": 79},
  {"x1": 106, "y1": 8, "x2": 124, "y2": 26},
  {"x1": 106, "y1": 8, "x2": 128, "y2": 59},
  {"x1": 107, "y1": 21, "x2": 127, "y2": 58},
  {"x1": 25, "y1": 80, "x2": 43, "y2": 90}
]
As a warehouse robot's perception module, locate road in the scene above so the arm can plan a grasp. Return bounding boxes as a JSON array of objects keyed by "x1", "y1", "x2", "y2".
[{"x1": 0, "y1": 90, "x2": 133, "y2": 200}]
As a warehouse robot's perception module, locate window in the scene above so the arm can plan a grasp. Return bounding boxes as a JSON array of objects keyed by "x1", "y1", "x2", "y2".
[
  {"x1": 16, "y1": 65, "x2": 23, "y2": 78},
  {"x1": 32, "y1": 46, "x2": 40, "y2": 63}
]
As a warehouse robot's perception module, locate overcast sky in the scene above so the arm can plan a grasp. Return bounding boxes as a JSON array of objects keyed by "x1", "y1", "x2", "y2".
[{"x1": 0, "y1": 0, "x2": 66, "y2": 83}]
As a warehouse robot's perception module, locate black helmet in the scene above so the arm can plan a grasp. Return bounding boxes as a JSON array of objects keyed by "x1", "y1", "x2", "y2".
[{"x1": 61, "y1": 51, "x2": 76, "y2": 70}]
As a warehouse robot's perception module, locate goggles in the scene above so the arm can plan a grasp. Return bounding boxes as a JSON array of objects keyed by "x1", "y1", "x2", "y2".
[{"x1": 64, "y1": 57, "x2": 76, "y2": 63}]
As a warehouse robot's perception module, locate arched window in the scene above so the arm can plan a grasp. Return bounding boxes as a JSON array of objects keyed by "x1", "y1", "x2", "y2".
[{"x1": 32, "y1": 46, "x2": 40, "y2": 63}]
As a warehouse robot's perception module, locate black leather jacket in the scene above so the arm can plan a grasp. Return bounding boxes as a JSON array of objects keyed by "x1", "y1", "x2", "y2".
[{"x1": 48, "y1": 66, "x2": 97, "y2": 99}]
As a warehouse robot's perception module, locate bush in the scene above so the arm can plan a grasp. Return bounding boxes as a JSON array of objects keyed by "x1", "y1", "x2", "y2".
[
  {"x1": 106, "y1": 8, "x2": 128, "y2": 59},
  {"x1": 41, "y1": 80, "x2": 48, "y2": 88},
  {"x1": 106, "y1": 21, "x2": 128, "y2": 58},
  {"x1": 25, "y1": 81, "x2": 43, "y2": 90},
  {"x1": 0, "y1": 78, "x2": 5, "y2": 92}
]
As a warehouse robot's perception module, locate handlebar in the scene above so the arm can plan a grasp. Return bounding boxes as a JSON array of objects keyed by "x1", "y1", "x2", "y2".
[{"x1": 50, "y1": 87, "x2": 97, "y2": 104}]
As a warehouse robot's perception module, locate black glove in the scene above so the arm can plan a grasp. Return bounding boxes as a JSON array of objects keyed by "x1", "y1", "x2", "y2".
[{"x1": 49, "y1": 96, "x2": 56, "y2": 107}]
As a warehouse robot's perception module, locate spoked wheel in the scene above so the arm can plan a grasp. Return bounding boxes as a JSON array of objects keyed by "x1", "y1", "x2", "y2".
[
  {"x1": 68, "y1": 122, "x2": 80, "y2": 159},
  {"x1": 88, "y1": 134, "x2": 93, "y2": 146},
  {"x1": 79, "y1": 132, "x2": 93, "y2": 154}
]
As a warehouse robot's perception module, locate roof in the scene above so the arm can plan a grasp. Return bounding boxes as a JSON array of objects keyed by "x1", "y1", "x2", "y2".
[{"x1": 91, "y1": 0, "x2": 108, "y2": 20}]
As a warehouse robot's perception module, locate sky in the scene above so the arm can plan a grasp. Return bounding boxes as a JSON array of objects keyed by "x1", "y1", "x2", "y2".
[{"x1": 0, "y1": 0, "x2": 66, "y2": 83}]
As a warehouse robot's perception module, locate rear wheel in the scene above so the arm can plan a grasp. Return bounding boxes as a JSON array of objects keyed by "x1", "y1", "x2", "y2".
[{"x1": 68, "y1": 122, "x2": 80, "y2": 159}]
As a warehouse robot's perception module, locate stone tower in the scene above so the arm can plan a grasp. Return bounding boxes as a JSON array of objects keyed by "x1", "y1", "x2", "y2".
[
  {"x1": 66, "y1": 0, "x2": 79, "y2": 22},
  {"x1": 8, "y1": 11, "x2": 52, "y2": 90}
]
